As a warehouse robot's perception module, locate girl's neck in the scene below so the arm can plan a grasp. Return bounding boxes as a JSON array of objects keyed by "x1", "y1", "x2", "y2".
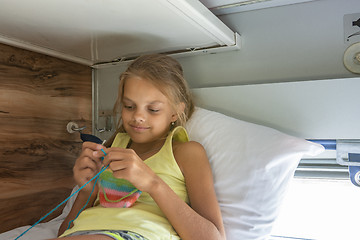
[{"x1": 128, "y1": 138, "x2": 166, "y2": 160}]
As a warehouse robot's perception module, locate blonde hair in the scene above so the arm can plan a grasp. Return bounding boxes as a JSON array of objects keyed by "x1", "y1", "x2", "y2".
[{"x1": 108, "y1": 54, "x2": 194, "y2": 144}]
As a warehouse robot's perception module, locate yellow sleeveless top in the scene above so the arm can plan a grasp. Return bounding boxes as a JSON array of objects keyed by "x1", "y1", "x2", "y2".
[{"x1": 61, "y1": 126, "x2": 189, "y2": 240}]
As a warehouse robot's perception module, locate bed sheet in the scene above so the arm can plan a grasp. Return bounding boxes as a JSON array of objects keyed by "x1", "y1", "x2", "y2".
[{"x1": 0, "y1": 186, "x2": 78, "y2": 240}]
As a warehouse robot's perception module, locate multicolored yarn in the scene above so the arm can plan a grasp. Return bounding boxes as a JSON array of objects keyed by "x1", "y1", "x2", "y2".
[{"x1": 99, "y1": 170, "x2": 142, "y2": 208}]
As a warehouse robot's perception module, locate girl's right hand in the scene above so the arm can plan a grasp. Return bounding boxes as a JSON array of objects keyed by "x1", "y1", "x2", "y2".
[{"x1": 73, "y1": 142, "x2": 105, "y2": 194}]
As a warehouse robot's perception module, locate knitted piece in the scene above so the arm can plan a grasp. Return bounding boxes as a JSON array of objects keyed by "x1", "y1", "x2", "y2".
[{"x1": 99, "y1": 170, "x2": 141, "y2": 208}]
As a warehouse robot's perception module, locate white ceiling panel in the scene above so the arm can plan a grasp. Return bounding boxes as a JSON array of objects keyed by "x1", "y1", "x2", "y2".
[
  {"x1": 0, "y1": 0, "x2": 237, "y2": 66},
  {"x1": 199, "y1": 0, "x2": 317, "y2": 15}
]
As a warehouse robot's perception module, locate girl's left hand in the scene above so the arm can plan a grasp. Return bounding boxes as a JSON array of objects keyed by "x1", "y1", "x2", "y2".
[{"x1": 94, "y1": 147, "x2": 159, "y2": 193}]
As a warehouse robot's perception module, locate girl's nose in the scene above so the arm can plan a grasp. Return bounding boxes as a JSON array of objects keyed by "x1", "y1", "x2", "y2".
[{"x1": 133, "y1": 109, "x2": 145, "y2": 123}]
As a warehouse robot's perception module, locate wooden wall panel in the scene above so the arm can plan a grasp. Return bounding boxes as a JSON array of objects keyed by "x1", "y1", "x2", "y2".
[{"x1": 0, "y1": 43, "x2": 92, "y2": 233}]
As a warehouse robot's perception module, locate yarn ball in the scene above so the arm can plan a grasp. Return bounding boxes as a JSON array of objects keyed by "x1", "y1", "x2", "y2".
[{"x1": 99, "y1": 170, "x2": 142, "y2": 208}]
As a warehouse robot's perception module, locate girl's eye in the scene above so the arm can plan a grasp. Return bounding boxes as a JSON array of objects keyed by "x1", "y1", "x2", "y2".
[
  {"x1": 124, "y1": 105, "x2": 134, "y2": 110},
  {"x1": 149, "y1": 108, "x2": 159, "y2": 113}
]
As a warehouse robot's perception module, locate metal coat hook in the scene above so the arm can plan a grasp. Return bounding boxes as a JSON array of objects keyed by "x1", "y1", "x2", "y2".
[
  {"x1": 96, "y1": 111, "x2": 113, "y2": 133},
  {"x1": 66, "y1": 121, "x2": 86, "y2": 133},
  {"x1": 95, "y1": 126, "x2": 106, "y2": 133}
]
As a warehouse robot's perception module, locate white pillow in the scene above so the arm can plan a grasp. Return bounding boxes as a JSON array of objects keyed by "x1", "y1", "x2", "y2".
[{"x1": 186, "y1": 107, "x2": 324, "y2": 240}]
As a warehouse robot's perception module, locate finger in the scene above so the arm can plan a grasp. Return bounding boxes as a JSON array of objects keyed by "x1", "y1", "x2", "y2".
[
  {"x1": 109, "y1": 158, "x2": 129, "y2": 172},
  {"x1": 81, "y1": 141, "x2": 105, "y2": 152},
  {"x1": 93, "y1": 148, "x2": 109, "y2": 163},
  {"x1": 75, "y1": 155, "x2": 99, "y2": 171},
  {"x1": 75, "y1": 167, "x2": 96, "y2": 180},
  {"x1": 93, "y1": 147, "x2": 114, "y2": 165},
  {"x1": 80, "y1": 146, "x2": 106, "y2": 167},
  {"x1": 107, "y1": 152, "x2": 139, "y2": 175},
  {"x1": 107, "y1": 150, "x2": 135, "y2": 167},
  {"x1": 74, "y1": 168, "x2": 96, "y2": 185},
  {"x1": 74, "y1": 150, "x2": 104, "y2": 184},
  {"x1": 73, "y1": 163, "x2": 97, "y2": 187}
]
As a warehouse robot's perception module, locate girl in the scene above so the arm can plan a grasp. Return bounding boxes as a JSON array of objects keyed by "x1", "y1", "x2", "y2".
[{"x1": 53, "y1": 54, "x2": 226, "y2": 240}]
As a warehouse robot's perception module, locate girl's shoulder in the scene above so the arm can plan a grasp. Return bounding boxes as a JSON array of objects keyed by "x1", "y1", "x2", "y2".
[
  {"x1": 173, "y1": 140, "x2": 204, "y2": 153},
  {"x1": 172, "y1": 140, "x2": 209, "y2": 174}
]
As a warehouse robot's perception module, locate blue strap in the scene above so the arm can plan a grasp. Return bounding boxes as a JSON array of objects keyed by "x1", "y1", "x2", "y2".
[
  {"x1": 307, "y1": 139, "x2": 336, "y2": 150},
  {"x1": 349, "y1": 153, "x2": 360, "y2": 187}
]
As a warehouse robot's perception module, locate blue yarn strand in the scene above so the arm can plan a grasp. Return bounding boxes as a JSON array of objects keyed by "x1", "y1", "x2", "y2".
[
  {"x1": 15, "y1": 165, "x2": 109, "y2": 240},
  {"x1": 66, "y1": 167, "x2": 102, "y2": 230}
]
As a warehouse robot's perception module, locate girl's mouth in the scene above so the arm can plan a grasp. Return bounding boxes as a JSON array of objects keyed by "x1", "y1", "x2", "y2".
[{"x1": 130, "y1": 125, "x2": 149, "y2": 132}]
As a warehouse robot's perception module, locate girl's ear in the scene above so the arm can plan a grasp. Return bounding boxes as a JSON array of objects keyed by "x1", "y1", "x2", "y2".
[{"x1": 171, "y1": 102, "x2": 185, "y2": 122}]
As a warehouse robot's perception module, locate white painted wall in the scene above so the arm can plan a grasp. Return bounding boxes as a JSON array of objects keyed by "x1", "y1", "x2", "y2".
[
  {"x1": 93, "y1": 0, "x2": 360, "y2": 139},
  {"x1": 95, "y1": 0, "x2": 360, "y2": 91},
  {"x1": 178, "y1": 0, "x2": 360, "y2": 88},
  {"x1": 191, "y1": 77, "x2": 360, "y2": 139}
]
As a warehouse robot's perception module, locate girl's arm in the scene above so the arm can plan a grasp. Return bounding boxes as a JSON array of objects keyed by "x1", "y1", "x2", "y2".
[
  {"x1": 150, "y1": 141, "x2": 226, "y2": 240},
  {"x1": 57, "y1": 190, "x2": 98, "y2": 236},
  {"x1": 58, "y1": 142, "x2": 104, "y2": 236}
]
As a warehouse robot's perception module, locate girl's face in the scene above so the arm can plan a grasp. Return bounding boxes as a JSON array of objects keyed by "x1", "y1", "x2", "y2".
[{"x1": 121, "y1": 76, "x2": 178, "y2": 144}]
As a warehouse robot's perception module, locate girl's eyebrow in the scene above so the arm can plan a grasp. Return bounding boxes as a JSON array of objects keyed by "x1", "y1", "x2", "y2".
[
  {"x1": 148, "y1": 101, "x2": 164, "y2": 105},
  {"x1": 122, "y1": 97, "x2": 164, "y2": 105}
]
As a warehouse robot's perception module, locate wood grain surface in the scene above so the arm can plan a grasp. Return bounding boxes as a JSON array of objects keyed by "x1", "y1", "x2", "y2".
[{"x1": 0, "y1": 43, "x2": 92, "y2": 233}]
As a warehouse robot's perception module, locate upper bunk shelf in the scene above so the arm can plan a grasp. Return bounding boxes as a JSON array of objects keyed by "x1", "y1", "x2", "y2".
[{"x1": 0, "y1": 0, "x2": 239, "y2": 66}]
